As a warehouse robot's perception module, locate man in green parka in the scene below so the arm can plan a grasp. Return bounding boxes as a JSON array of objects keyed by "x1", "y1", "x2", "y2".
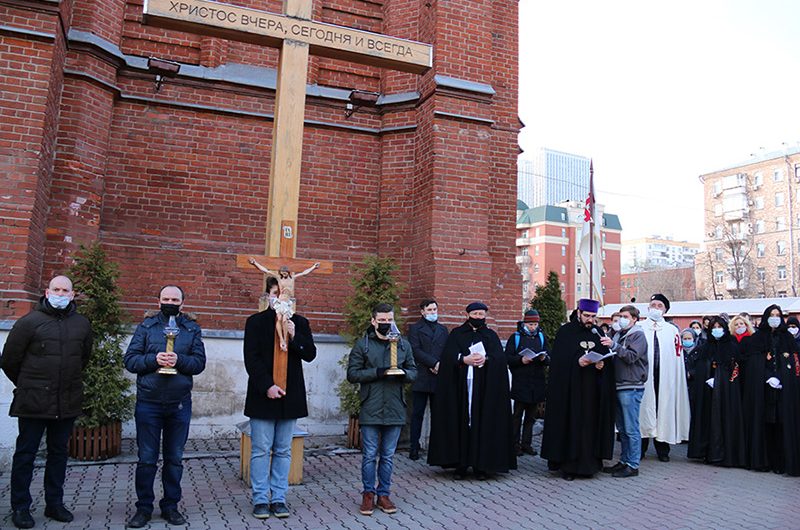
[{"x1": 347, "y1": 303, "x2": 416, "y2": 517}]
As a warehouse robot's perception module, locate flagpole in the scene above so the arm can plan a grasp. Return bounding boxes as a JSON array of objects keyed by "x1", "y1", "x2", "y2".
[{"x1": 589, "y1": 159, "x2": 594, "y2": 301}]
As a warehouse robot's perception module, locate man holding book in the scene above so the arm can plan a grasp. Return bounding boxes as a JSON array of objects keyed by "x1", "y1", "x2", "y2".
[
  {"x1": 505, "y1": 310, "x2": 548, "y2": 456},
  {"x1": 540, "y1": 298, "x2": 616, "y2": 480}
]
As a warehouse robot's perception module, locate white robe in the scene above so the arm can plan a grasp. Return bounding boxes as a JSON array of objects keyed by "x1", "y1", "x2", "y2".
[{"x1": 638, "y1": 318, "x2": 691, "y2": 443}]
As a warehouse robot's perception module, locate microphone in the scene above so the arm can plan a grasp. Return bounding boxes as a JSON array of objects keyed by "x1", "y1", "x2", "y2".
[{"x1": 591, "y1": 327, "x2": 606, "y2": 338}]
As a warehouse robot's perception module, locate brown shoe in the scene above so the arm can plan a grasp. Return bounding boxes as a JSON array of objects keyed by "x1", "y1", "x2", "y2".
[
  {"x1": 377, "y1": 495, "x2": 397, "y2": 514},
  {"x1": 359, "y1": 492, "x2": 375, "y2": 516}
]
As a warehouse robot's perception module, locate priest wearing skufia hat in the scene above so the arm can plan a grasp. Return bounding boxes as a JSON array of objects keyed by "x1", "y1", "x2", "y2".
[
  {"x1": 427, "y1": 302, "x2": 516, "y2": 480},
  {"x1": 540, "y1": 298, "x2": 616, "y2": 480}
]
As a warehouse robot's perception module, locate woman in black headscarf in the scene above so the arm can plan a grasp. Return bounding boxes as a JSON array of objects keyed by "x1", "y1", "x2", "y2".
[
  {"x1": 742, "y1": 304, "x2": 800, "y2": 475},
  {"x1": 687, "y1": 316, "x2": 745, "y2": 467}
]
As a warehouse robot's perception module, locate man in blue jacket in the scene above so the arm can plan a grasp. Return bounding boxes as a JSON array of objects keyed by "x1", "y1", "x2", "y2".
[{"x1": 123, "y1": 285, "x2": 206, "y2": 528}]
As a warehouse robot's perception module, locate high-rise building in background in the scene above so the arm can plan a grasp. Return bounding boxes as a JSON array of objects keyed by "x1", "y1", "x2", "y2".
[
  {"x1": 696, "y1": 146, "x2": 800, "y2": 299},
  {"x1": 518, "y1": 148, "x2": 590, "y2": 208}
]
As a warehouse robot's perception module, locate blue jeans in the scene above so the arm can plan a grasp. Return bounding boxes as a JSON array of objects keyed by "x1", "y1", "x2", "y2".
[
  {"x1": 360, "y1": 425, "x2": 402, "y2": 497},
  {"x1": 134, "y1": 397, "x2": 192, "y2": 512},
  {"x1": 10, "y1": 417, "x2": 75, "y2": 510},
  {"x1": 616, "y1": 388, "x2": 644, "y2": 469},
  {"x1": 250, "y1": 418, "x2": 295, "y2": 505}
]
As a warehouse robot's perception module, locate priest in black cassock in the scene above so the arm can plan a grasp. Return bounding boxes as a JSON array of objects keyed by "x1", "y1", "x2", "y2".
[
  {"x1": 427, "y1": 302, "x2": 516, "y2": 479},
  {"x1": 540, "y1": 298, "x2": 616, "y2": 480}
]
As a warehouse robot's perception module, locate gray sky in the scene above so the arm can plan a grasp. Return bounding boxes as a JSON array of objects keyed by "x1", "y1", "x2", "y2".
[{"x1": 518, "y1": 0, "x2": 800, "y2": 242}]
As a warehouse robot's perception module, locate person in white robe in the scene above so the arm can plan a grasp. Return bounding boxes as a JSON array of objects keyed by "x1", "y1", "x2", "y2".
[{"x1": 638, "y1": 293, "x2": 691, "y2": 462}]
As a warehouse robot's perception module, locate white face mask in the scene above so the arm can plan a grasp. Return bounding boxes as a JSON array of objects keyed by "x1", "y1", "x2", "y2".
[
  {"x1": 789, "y1": 327, "x2": 799, "y2": 336},
  {"x1": 617, "y1": 317, "x2": 631, "y2": 330},
  {"x1": 768, "y1": 316, "x2": 782, "y2": 329},
  {"x1": 735, "y1": 325, "x2": 747, "y2": 335},
  {"x1": 611, "y1": 321, "x2": 621, "y2": 332},
  {"x1": 648, "y1": 308, "x2": 664, "y2": 321},
  {"x1": 711, "y1": 328, "x2": 724, "y2": 339}
]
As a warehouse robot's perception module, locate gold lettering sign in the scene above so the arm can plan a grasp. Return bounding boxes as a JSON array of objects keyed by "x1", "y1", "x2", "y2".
[{"x1": 143, "y1": 0, "x2": 433, "y2": 73}]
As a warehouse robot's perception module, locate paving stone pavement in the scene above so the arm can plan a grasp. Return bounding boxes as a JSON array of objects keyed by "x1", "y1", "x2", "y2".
[{"x1": 1, "y1": 437, "x2": 799, "y2": 529}]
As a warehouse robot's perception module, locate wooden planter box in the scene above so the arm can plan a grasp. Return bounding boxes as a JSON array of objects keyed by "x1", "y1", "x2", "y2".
[
  {"x1": 238, "y1": 422, "x2": 307, "y2": 486},
  {"x1": 346, "y1": 416, "x2": 361, "y2": 449},
  {"x1": 69, "y1": 422, "x2": 122, "y2": 461}
]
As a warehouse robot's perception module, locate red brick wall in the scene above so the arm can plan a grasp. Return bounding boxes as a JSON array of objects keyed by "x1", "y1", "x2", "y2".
[
  {"x1": 0, "y1": 1, "x2": 70, "y2": 317},
  {"x1": 3, "y1": 0, "x2": 520, "y2": 336}
]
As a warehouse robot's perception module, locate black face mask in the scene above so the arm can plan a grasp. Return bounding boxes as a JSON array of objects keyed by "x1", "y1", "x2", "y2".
[
  {"x1": 376, "y1": 323, "x2": 392, "y2": 336},
  {"x1": 468, "y1": 317, "x2": 486, "y2": 329},
  {"x1": 160, "y1": 303, "x2": 181, "y2": 317}
]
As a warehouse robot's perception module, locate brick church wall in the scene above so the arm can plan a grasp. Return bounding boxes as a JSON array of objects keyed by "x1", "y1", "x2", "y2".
[{"x1": 1, "y1": 0, "x2": 520, "y2": 334}]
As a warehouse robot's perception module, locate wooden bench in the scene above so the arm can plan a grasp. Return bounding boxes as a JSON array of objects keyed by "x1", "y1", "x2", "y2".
[{"x1": 238, "y1": 421, "x2": 307, "y2": 486}]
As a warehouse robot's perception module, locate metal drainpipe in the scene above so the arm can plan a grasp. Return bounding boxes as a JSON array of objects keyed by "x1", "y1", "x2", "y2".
[{"x1": 786, "y1": 154, "x2": 797, "y2": 296}]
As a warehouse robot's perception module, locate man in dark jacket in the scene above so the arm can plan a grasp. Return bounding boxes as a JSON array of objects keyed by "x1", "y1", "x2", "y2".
[
  {"x1": 505, "y1": 309, "x2": 548, "y2": 457},
  {"x1": 347, "y1": 303, "x2": 416, "y2": 517},
  {"x1": 123, "y1": 285, "x2": 206, "y2": 528},
  {"x1": 406, "y1": 298, "x2": 448, "y2": 460},
  {"x1": 244, "y1": 277, "x2": 316, "y2": 520},
  {"x1": 428, "y1": 302, "x2": 516, "y2": 479},
  {"x1": 1, "y1": 275, "x2": 92, "y2": 529}
]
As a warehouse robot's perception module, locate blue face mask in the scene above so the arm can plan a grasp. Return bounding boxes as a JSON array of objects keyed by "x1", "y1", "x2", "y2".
[
  {"x1": 424, "y1": 313, "x2": 438, "y2": 323},
  {"x1": 47, "y1": 294, "x2": 71, "y2": 309},
  {"x1": 682, "y1": 339, "x2": 695, "y2": 349},
  {"x1": 711, "y1": 328, "x2": 724, "y2": 339}
]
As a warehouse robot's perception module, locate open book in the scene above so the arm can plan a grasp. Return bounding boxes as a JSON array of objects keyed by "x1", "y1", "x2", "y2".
[
  {"x1": 580, "y1": 350, "x2": 616, "y2": 364},
  {"x1": 518, "y1": 348, "x2": 548, "y2": 361}
]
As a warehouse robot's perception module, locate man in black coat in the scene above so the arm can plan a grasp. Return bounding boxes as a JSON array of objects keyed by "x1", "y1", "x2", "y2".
[
  {"x1": 540, "y1": 298, "x2": 616, "y2": 480},
  {"x1": 1, "y1": 275, "x2": 92, "y2": 529},
  {"x1": 427, "y1": 302, "x2": 516, "y2": 479},
  {"x1": 407, "y1": 298, "x2": 448, "y2": 460},
  {"x1": 505, "y1": 309, "x2": 548, "y2": 456},
  {"x1": 244, "y1": 277, "x2": 316, "y2": 519}
]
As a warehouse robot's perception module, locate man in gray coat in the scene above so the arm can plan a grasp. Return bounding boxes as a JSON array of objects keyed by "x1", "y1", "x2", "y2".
[
  {"x1": 600, "y1": 304, "x2": 648, "y2": 478},
  {"x1": 347, "y1": 303, "x2": 416, "y2": 517}
]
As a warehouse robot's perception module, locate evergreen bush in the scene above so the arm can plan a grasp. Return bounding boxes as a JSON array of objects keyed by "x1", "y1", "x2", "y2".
[{"x1": 69, "y1": 243, "x2": 134, "y2": 428}]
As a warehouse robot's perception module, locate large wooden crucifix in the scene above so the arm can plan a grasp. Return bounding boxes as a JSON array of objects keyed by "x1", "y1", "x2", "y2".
[{"x1": 143, "y1": 0, "x2": 433, "y2": 389}]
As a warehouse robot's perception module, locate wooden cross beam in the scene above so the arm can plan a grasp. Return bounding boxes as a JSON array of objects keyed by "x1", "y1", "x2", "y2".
[{"x1": 142, "y1": 0, "x2": 432, "y2": 390}]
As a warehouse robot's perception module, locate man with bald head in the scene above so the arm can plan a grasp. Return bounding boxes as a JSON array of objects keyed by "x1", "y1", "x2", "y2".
[
  {"x1": 124, "y1": 285, "x2": 206, "y2": 528},
  {"x1": 1, "y1": 275, "x2": 92, "y2": 528}
]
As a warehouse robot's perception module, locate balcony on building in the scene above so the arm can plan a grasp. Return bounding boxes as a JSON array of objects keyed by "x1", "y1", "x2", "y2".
[
  {"x1": 516, "y1": 255, "x2": 532, "y2": 265},
  {"x1": 721, "y1": 173, "x2": 748, "y2": 221}
]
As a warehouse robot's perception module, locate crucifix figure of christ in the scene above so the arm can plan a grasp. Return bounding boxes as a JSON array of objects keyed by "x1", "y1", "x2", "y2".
[
  {"x1": 249, "y1": 257, "x2": 319, "y2": 351},
  {"x1": 143, "y1": 0, "x2": 432, "y2": 390}
]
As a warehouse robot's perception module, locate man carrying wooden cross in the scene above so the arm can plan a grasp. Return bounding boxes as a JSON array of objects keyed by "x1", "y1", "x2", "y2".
[{"x1": 243, "y1": 276, "x2": 317, "y2": 520}]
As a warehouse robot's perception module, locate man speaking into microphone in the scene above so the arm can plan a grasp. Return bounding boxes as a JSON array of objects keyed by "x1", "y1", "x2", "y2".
[{"x1": 541, "y1": 298, "x2": 616, "y2": 480}]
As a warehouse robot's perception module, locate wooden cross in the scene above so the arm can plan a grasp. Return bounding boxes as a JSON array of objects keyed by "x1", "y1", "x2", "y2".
[{"x1": 142, "y1": 0, "x2": 433, "y2": 390}]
